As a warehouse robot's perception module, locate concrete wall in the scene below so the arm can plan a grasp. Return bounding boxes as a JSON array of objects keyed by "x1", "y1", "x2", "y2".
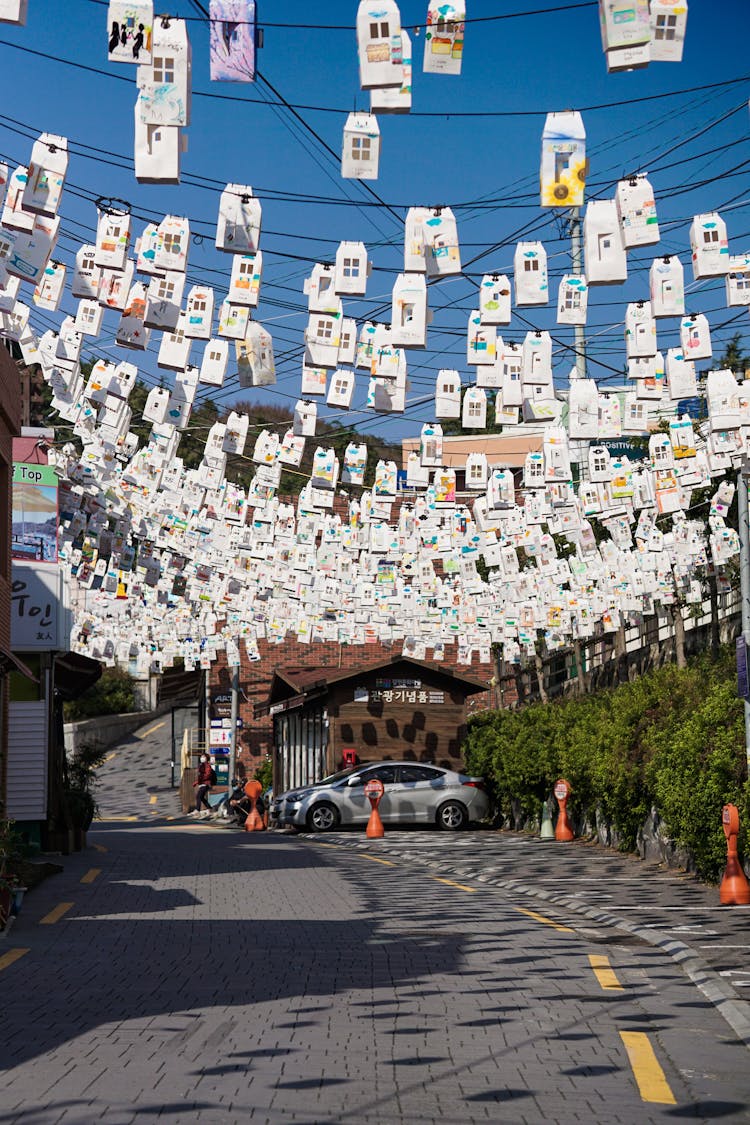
[{"x1": 64, "y1": 705, "x2": 170, "y2": 756}]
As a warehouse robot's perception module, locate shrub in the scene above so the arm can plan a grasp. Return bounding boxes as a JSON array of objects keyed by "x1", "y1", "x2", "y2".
[
  {"x1": 463, "y1": 645, "x2": 749, "y2": 881},
  {"x1": 64, "y1": 667, "x2": 137, "y2": 721}
]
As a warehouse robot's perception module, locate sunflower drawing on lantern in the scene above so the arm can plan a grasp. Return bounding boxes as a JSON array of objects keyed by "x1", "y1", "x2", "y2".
[{"x1": 540, "y1": 111, "x2": 587, "y2": 208}]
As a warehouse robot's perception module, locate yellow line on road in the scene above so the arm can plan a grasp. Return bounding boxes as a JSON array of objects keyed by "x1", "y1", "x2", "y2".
[
  {"x1": 91, "y1": 844, "x2": 108, "y2": 854},
  {"x1": 140, "y1": 722, "x2": 165, "y2": 738},
  {"x1": 362, "y1": 854, "x2": 396, "y2": 867},
  {"x1": 588, "y1": 954, "x2": 624, "y2": 991},
  {"x1": 41, "y1": 902, "x2": 73, "y2": 925},
  {"x1": 514, "y1": 905, "x2": 573, "y2": 933},
  {"x1": 80, "y1": 868, "x2": 101, "y2": 884},
  {"x1": 314, "y1": 843, "x2": 339, "y2": 849},
  {"x1": 620, "y1": 1031, "x2": 676, "y2": 1105},
  {"x1": 99, "y1": 817, "x2": 138, "y2": 822},
  {"x1": 0, "y1": 948, "x2": 29, "y2": 972},
  {"x1": 149, "y1": 795, "x2": 158, "y2": 805},
  {"x1": 94, "y1": 752, "x2": 116, "y2": 769},
  {"x1": 431, "y1": 876, "x2": 476, "y2": 893}
]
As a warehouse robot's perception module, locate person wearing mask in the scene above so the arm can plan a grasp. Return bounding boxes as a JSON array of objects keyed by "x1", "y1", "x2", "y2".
[{"x1": 189, "y1": 755, "x2": 216, "y2": 818}]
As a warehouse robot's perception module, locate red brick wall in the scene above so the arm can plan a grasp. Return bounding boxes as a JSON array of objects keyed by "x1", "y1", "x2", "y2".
[{"x1": 211, "y1": 637, "x2": 495, "y2": 774}]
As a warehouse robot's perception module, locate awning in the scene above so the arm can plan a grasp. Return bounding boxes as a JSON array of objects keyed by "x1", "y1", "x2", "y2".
[
  {"x1": 0, "y1": 645, "x2": 38, "y2": 682},
  {"x1": 53, "y1": 651, "x2": 102, "y2": 701}
]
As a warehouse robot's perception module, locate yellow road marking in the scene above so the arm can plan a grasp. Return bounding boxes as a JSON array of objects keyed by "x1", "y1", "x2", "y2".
[
  {"x1": 99, "y1": 817, "x2": 138, "y2": 822},
  {"x1": 94, "y1": 752, "x2": 116, "y2": 769},
  {"x1": 140, "y1": 722, "x2": 165, "y2": 738},
  {"x1": 431, "y1": 876, "x2": 476, "y2": 893},
  {"x1": 80, "y1": 868, "x2": 101, "y2": 884},
  {"x1": 91, "y1": 844, "x2": 108, "y2": 854},
  {"x1": 313, "y1": 843, "x2": 339, "y2": 849},
  {"x1": 362, "y1": 854, "x2": 396, "y2": 867},
  {"x1": 0, "y1": 948, "x2": 29, "y2": 971},
  {"x1": 514, "y1": 905, "x2": 573, "y2": 933},
  {"x1": 589, "y1": 953, "x2": 624, "y2": 991},
  {"x1": 41, "y1": 902, "x2": 73, "y2": 925},
  {"x1": 620, "y1": 1031, "x2": 677, "y2": 1105},
  {"x1": 149, "y1": 795, "x2": 158, "y2": 805}
]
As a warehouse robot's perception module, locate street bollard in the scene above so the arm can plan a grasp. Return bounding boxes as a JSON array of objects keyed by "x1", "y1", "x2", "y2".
[
  {"x1": 540, "y1": 801, "x2": 555, "y2": 840},
  {"x1": 720, "y1": 804, "x2": 750, "y2": 905},
  {"x1": 364, "y1": 777, "x2": 385, "y2": 839},
  {"x1": 554, "y1": 779, "x2": 574, "y2": 842}
]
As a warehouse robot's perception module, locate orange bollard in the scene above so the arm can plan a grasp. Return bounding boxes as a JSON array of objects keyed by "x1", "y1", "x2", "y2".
[
  {"x1": 364, "y1": 778, "x2": 385, "y2": 839},
  {"x1": 720, "y1": 804, "x2": 750, "y2": 905},
  {"x1": 554, "y1": 779, "x2": 574, "y2": 842}
]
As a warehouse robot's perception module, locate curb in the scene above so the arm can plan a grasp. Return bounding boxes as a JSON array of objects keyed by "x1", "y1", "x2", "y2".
[{"x1": 299, "y1": 833, "x2": 750, "y2": 1051}]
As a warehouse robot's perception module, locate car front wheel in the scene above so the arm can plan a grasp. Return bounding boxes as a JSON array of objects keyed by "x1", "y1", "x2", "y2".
[
  {"x1": 436, "y1": 801, "x2": 468, "y2": 831},
  {"x1": 306, "y1": 802, "x2": 340, "y2": 833}
]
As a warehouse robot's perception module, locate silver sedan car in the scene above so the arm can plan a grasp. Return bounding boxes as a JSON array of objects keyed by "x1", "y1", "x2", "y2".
[{"x1": 271, "y1": 761, "x2": 489, "y2": 833}]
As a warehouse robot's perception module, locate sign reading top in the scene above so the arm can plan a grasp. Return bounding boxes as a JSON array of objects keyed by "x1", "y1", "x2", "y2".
[{"x1": 12, "y1": 462, "x2": 59, "y2": 564}]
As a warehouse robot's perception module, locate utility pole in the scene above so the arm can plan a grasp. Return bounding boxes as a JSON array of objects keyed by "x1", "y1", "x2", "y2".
[
  {"x1": 737, "y1": 469, "x2": 750, "y2": 776},
  {"x1": 228, "y1": 665, "x2": 240, "y2": 786},
  {"x1": 569, "y1": 206, "x2": 587, "y2": 380}
]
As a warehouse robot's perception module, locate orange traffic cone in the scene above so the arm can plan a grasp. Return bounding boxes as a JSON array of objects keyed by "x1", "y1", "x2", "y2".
[
  {"x1": 366, "y1": 803, "x2": 385, "y2": 838},
  {"x1": 245, "y1": 805, "x2": 266, "y2": 832}
]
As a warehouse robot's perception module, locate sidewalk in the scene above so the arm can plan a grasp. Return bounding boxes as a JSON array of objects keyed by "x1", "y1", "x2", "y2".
[{"x1": 294, "y1": 827, "x2": 750, "y2": 1047}]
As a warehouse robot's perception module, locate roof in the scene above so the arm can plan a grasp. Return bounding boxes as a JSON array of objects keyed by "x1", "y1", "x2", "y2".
[
  {"x1": 260, "y1": 656, "x2": 489, "y2": 717},
  {"x1": 401, "y1": 432, "x2": 544, "y2": 470}
]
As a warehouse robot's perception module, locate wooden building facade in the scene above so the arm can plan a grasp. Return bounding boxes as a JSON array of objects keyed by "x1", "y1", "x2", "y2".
[{"x1": 262, "y1": 656, "x2": 488, "y2": 793}]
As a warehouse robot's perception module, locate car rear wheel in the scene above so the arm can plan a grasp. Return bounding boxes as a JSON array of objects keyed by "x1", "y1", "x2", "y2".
[
  {"x1": 436, "y1": 801, "x2": 468, "y2": 831},
  {"x1": 306, "y1": 802, "x2": 340, "y2": 833}
]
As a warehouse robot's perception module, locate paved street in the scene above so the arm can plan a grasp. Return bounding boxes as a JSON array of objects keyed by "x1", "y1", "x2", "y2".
[{"x1": 1, "y1": 720, "x2": 749, "y2": 1123}]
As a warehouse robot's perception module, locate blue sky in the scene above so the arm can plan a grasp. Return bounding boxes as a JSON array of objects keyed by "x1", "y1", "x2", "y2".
[{"x1": 1, "y1": 0, "x2": 748, "y2": 445}]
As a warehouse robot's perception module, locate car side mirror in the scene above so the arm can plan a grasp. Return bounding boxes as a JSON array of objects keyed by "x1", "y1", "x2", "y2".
[{"x1": 347, "y1": 776, "x2": 363, "y2": 787}]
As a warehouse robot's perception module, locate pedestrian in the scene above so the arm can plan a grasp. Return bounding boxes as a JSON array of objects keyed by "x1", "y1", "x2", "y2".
[{"x1": 189, "y1": 755, "x2": 216, "y2": 818}]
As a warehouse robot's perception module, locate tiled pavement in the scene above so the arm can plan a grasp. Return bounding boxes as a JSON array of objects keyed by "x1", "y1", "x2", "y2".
[{"x1": 0, "y1": 718, "x2": 748, "y2": 1123}]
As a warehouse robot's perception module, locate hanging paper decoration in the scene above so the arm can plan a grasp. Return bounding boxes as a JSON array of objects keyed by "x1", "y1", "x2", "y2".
[
  {"x1": 342, "y1": 113, "x2": 381, "y2": 180},
  {"x1": 423, "y1": 3, "x2": 465, "y2": 76},
  {"x1": 391, "y1": 273, "x2": 428, "y2": 347},
  {"x1": 650, "y1": 1, "x2": 688, "y2": 62},
  {"x1": 209, "y1": 0, "x2": 256, "y2": 82},
  {"x1": 0, "y1": 1, "x2": 26, "y2": 25},
  {"x1": 689, "y1": 212, "x2": 729, "y2": 280},
  {"x1": 598, "y1": 0, "x2": 650, "y2": 72},
  {"x1": 371, "y1": 29, "x2": 412, "y2": 113},
  {"x1": 616, "y1": 175, "x2": 658, "y2": 247},
  {"x1": 216, "y1": 185, "x2": 261, "y2": 252},
  {"x1": 583, "y1": 200, "x2": 627, "y2": 284},
  {"x1": 557, "y1": 275, "x2": 588, "y2": 325},
  {"x1": 24, "y1": 134, "x2": 68, "y2": 217},
  {"x1": 335, "y1": 242, "x2": 369, "y2": 296},
  {"x1": 726, "y1": 254, "x2": 750, "y2": 307},
  {"x1": 423, "y1": 208, "x2": 460, "y2": 277},
  {"x1": 356, "y1": 1, "x2": 403, "y2": 90},
  {"x1": 540, "y1": 112, "x2": 586, "y2": 207},
  {"x1": 107, "y1": 2, "x2": 153, "y2": 64},
  {"x1": 649, "y1": 256, "x2": 684, "y2": 317},
  {"x1": 514, "y1": 241, "x2": 548, "y2": 306}
]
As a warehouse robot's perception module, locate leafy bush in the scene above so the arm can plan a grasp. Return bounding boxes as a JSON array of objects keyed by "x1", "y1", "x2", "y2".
[
  {"x1": 64, "y1": 667, "x2": 137, "y2": 721},
  {"x1": 463, "y1": 646, "x2": 750, "y2": 881}
]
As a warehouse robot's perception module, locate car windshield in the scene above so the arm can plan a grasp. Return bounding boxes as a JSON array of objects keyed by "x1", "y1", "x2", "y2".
[{"x1": 312, "y1": 766, "x2": 362, "y2": 786}]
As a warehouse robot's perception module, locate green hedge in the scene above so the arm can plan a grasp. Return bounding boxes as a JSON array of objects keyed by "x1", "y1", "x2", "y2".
[
  {"x1": 463, "y1": 647, "x2": 750, "y2": 881},
  {"x1": 63, "y1": 667, "x2": 137, "y2": 721}
]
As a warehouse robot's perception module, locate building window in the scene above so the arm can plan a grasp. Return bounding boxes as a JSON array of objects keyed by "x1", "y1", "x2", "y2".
[
  {"x1": 655, "y1": 13, "x2": 677, "y2": 40},
  {"x1": 343, "y1": 257, "x2": 360, "y2": 278},
  {"x1": 369, "y1": 20, "x2": 389, "y2": 38},
  {"x1": 703, "y1": 229, "x2": 719, "y2": 244},
  {"x1": 157, "y1": 278, "x2": 174, "y2": 300},
  {"x1": 564, "y1": 288, "x2": 581, "y2": 310},
  {"x1": 163, "y1": 232, "x2": 182, "y2": 258},
  {"x1": 317, "y1": 319, "x2": 334, "y2": 341},
  {"x1": 524, "y1": 259, "x2": 539, "y2": 272}
]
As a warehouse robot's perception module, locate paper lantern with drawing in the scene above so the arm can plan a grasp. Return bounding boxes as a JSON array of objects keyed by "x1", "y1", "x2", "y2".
[
  {"x1": 540, "y1": 112, "x2": 586, "y2": 208},
  {"x1": 137, "y1": 17, "x2": 191, "y2": 126},
  {"x1": 726, "y1": 254, "x2": 750, "y2": 307},
  {"x1": 0, "y1": 1, "x2": 27, "y2": 25},
  {"x1": 199, "y1": 339, "x2": 229, "y2": 386},
  {"x1": 616, "y1": 175, "x2": 659, "y2": 248},
  {"x1": 689, "y1": 213, "x2": 729, "y2": 280},
  {"x1": 557, "y1": 275, "x2": 588, "y2": 325},
  {"x1": 356, "y1": 0, "x2": 403, "y2": 89},
  {"x1": 216, "y1": 184, "x2": 261, "y2": 253},
  {"x1": 649, "y1": 256, "x2": 684, "y2": 317},
  {"x1": 209, "y1": 0, "x2": 256, "y2": 81},
  {"x1": 134, "y1": 111, "x2": 183, "y2": 184},
  {"x1": 479, "y1": 274, "x2": 511, "y2": 325},
  {"x1": 371, "y1": 29, "x2": 412, "y2": 112},
  {"x1": 514, "y1": 242, "x2": 548, "y2": 306},
  {"x1": 107, "y1": 2, "x2": 153, "y2": 63},
  {"x1": 335, "y1": 242, "x2": 369, "y2": 296},
  {"x1": 583, "y1": 200, "x2": 627, "y2": 284},
  {"x1": 23, "y1": 134, "x2": 68, "y2": 217},
  {"x1": 342, "y1": 114, "x2": 381, "y2": 180},
  {"x1": 423, "y1": 3, "x2": 465, "y2": 76},
  {"x1": 650, "y1": 0, "x2": 687, "y2": 62}
]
